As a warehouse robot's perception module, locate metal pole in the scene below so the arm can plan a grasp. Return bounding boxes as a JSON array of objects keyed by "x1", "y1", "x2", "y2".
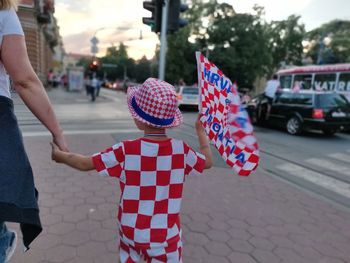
[{"x1": 159, "y1": 0, "x2": 169, "y2": 80}]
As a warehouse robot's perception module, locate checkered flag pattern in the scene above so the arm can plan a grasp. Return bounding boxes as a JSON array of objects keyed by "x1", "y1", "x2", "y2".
[
  {"x1": 127, "y1": 78, "x2": 183, "y2": 128},
  {"x1": 135, "y1": 79, "x2": 178, "y2": 120},
  {"x1": 92, "y1": 138, "x2": 205, "y2": 248},
  {"x1": 196, "y1": 52, "x2": 260, "y2": 176},
  {"x1": 119, "y1": 238, "x2": 182, "y2": 262}
]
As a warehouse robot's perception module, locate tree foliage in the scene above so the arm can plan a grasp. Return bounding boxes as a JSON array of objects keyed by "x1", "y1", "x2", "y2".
[
  {"x1": 99, "y1": 43, "x2": 137, "y2": 81},
  {"x1": 268, "y1": 15, "x2": 305, "y2": 70},
  {"x1": 164, "y1": 1, "x2": 306, "y2": 89},
  {"x1": 85, "y1": 1, "x2": 350, "y2": 90},
  {"x1": 305, "y1": 20, "x2": 350, "y2": 64},
  {"x1": 207, "y1": 4, "x2": 271, "y2": 89}
]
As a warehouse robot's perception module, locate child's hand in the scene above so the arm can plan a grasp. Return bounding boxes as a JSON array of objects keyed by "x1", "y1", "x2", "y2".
[
  {"x1": 53, "y1": 133, "x2": 69, "y2": 152},
  {"x1": 195, "y1": 115, "x2": 213, "y2": 169},
  {"x1": 50, "y1": 142, "x2": 62, "y2": 163},
  {"x1": 195, "y1": 115, "x2": 205, "y2": 133}
]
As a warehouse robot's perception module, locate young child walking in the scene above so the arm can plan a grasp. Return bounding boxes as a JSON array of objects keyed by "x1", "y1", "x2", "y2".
[{"x1": 51, "y1": 78, "x2": 213, "y2": 263}]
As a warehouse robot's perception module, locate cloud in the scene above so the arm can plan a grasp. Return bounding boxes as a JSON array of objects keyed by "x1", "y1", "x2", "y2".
[
  {"x1": 57, "y1": 0, "x2": 350, "y2": 59},
  {"x1": 55, "y1": 0, "x2": 158, "y2": 59},
  {"x1": 221, "y1": 0, "x2": 313, "y2": 21}
]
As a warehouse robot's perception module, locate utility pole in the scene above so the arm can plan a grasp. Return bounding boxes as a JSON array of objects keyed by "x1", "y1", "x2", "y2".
[{"x1": 158, "y1": 0, "x2": 169, "y2": 80}]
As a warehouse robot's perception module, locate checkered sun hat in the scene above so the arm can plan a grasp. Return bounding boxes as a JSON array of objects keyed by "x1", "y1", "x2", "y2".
[{"x1": 127, "y1": 78, "x2": 183, "y2": 128}]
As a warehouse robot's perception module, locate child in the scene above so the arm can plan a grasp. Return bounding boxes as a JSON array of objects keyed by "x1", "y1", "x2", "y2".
[{"x1": 51, "y1": 78, "x2": 213, "y2": 263}]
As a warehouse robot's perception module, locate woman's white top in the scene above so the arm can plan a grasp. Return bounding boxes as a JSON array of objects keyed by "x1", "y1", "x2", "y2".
[{"x1": 0, "y1": 8, "x2": 24, "y2": 98}]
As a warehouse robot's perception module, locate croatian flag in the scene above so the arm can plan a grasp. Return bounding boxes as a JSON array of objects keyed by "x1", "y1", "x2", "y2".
[{"x1": 196, "y1": 52, "x2": 259, "y2": 176}]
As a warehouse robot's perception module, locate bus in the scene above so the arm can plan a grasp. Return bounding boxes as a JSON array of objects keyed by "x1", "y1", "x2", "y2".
[{"x1": 277, "y1": 64, "x2": 350, "y2": 101}]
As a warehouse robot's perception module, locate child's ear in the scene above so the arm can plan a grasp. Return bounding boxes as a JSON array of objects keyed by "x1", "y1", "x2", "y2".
[{"x1": 133, "y1": 119, "x2": 145, "y2": 130}]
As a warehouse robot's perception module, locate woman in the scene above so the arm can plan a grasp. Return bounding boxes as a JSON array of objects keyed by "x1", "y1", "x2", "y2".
[{"x1": 0, "y1": 0, "x2": 68, "y2": 261}]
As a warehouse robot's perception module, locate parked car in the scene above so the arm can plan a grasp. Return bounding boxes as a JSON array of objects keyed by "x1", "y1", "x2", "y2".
[
  {"x1": 246, "y1": 90, "x2": 350, "y2": 135},
  {"x1": 175, "y1": 86, "x2": 199, "y2": 109}
]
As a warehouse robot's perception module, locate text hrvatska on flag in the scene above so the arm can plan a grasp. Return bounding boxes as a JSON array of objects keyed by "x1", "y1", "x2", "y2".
[{"x1": 196, "y1": 52, "x2": 260, "y2": 176}]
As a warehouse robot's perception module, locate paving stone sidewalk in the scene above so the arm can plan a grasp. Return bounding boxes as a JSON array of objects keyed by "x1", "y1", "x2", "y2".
[
  {"x1": 8, "y1": 88, "x2": 350, "y2": 262},
  {"x1": 8, "y1": 133, "x2": 350, "y2": 263}
]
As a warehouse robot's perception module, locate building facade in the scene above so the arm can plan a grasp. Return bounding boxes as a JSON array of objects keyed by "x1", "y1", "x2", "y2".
[{"x1": 17, "y1": 0, "x2": 63, "y2": 83}]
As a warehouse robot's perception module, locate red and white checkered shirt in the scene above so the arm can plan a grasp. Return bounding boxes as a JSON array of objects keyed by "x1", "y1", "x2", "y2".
[{"x1": 92, "y1": 138, "x2": 205, "y2": 248}]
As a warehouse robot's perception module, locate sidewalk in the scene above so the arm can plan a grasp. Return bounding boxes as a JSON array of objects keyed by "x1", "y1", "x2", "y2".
[{"x1": 10, "y1": 88, "x2": 350, "y2": 263}]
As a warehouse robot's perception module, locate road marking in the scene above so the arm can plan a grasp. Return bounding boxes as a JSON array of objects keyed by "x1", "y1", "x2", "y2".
[
  {"x1": 23, "y1": 129, "x2": 140, "y2": 137},
  {"x1": 306, "y1": 158, "x2": 350, "y2": 177},
  {"x1": 276, "y1": 163, "x2": 350, "y2": 198},
  {"x1": 101, "y1": 90, "x2": 123, "y2": 102},
  {"x1": 328, "y1": 153, "x2": 350, "y2": 164},
  {"x1": 75, "y1": 99, "x2": 91, "y2": 102}
]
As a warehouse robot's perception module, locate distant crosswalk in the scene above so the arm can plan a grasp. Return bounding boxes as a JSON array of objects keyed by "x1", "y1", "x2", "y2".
[
  {"x1": 328, "y1": 153, "x2": 350, "y2": 164},
  {"x1": 306, "y1": 158, "x2": 350, "y2": 177},
  {"x1": 22, "y1": 128, "x2": 140, "y2": 137},
  {"x1": 275, "y1": 149, "x2": 350, "y2": 205}
]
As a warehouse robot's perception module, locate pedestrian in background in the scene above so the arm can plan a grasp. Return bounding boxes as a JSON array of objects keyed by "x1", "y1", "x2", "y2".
[
  {"x1": 84, "y1": 75, "x2": 91, "y2": 96},
  {"x1": 95, "y1": 77, "x2": 102, "y2": 97},
  {"x1": 47, "y1": 69, "x2": 54, "y2": 88},
  {"x1": 51, "y1": 78, "x2": 213, "y2": 263},
  {"x1": 0, "y1": 1, "x2": 68, "y2": 261},
  {"x1": 90, "y1": 75, "x2": 98, "y2": 101}
]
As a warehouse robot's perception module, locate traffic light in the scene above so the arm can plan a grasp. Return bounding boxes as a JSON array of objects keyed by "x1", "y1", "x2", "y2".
[
  {"x1": 168, "y1": 0, "x2": 188, "y2": 33},
  {"x1": 89, "y1": 60, "x2": 99, "y2": 72},
  {"x1": 142, "y1": 0, "x2": 163, "y2": 33}
]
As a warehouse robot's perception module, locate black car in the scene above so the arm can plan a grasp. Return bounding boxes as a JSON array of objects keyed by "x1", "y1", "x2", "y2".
[{"x1": 246, "y1": 90, "x2": 350, "y2": 135}]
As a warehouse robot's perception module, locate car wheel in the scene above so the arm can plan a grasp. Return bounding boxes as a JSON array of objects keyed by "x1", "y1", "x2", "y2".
[
  {"x1": 322, "y1": 128, "x2": 337, "y2": 136},
  {"x1": 286, "y1": 116, "x2": 302, "y2": 135}
]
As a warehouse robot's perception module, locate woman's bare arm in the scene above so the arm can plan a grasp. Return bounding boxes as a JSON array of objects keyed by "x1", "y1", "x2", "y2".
[{"x1": 1, "y1": 35, "x2": 68, "y2": 151}]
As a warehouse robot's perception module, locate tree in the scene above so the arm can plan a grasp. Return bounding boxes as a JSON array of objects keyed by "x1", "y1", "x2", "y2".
[
  {"x1": 268, "y1": 15, "x2": 305, "y2": 70},
  {"x1": 305, "y1": 20, "x2": 350, "y2": 64},
  {"x1": 100, "y1": 43, "x2": 130, "y2": 80},
  {"x1": 166, "y1": 28, "x2": 200, "y2": 85},
  {"x1": 164, "y1": 0, "x2": 209, "y2": 85},
  {"x1": 133, "y1": 56, "x2": 152, "y2": 83},
  {"x1": 206, "y1": 4, "x2": 271, "y2": 89}
]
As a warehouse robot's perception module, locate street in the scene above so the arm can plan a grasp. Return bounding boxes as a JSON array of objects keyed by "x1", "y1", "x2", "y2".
[{"x1": 10, "y1": 87, "x2": 350, "y2": 263}]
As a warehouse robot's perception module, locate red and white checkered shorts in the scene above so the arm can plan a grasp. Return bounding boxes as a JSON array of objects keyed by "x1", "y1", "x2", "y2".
[{"x1": 119, "y1": 238, "x2": 182, "y2": 263}]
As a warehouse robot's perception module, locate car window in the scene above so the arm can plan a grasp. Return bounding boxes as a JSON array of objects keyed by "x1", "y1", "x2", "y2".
[
  {"x1": 293, "y1": 74, "x2": 313, "y2": 90},
  {"x1": 275, "y1": 92, "x2": 294, "y2": 104},
  {"x1": 313, "y1": 73, "x2": 337, "y2": 91},
  {"x1": 338, "y1": 73, "x2": 350, "y2": 91},
  {"x1": 292, "y1": 93, "x2": 313, "y2": 105},
  {"x1": 316, "y1": 93, "x2": 350, "y2": 107},
  {"x1": 182, "y1": 87, "x2": 198, "y2": 95},
  {"x1": 279, "y1": 75, "x2": 292, "y2": 89}
]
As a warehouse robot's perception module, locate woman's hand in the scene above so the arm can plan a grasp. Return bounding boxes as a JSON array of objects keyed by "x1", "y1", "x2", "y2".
[{"x1": 52, "y1": 133, "x2": 69, "y2": 152}]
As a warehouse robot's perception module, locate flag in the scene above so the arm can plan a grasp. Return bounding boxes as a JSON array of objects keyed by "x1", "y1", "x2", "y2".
[{"x1": 196, "y1": 52, "x2": 259, "y2": 176}]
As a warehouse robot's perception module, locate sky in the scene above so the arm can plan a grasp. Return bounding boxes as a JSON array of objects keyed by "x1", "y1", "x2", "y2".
[{"x1": 55, "y1": 0, "x2": 350, "y2": 60}]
